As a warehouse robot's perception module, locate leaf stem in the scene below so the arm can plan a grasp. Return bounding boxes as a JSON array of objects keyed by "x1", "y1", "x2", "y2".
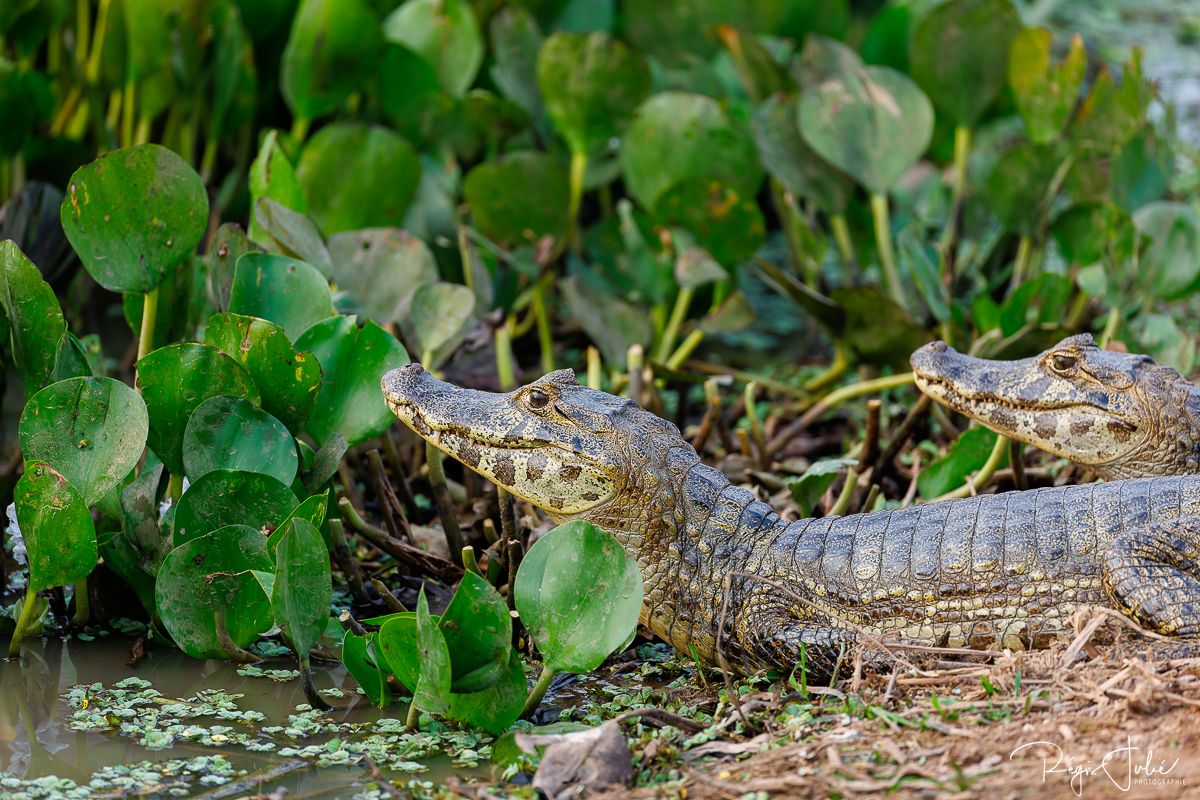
[
  {"x1": 8, "y1": 590, "x2": 42, "y2": 657},
  {"x1": 567, "y1": 149, "x2": 587, "y2": 240},
  {"x1": 425, "y1": 441, "x2": 463, "y2": 566},
  {"x1": 828, "y1": 467, "x2": 859, "y2": 516},
  {"x1": 1010, "y1": 234, "x2": 1033, "y2": 289},
  {"x1": 933, "y1": 433, "x2": 1009, "y2": 502},
  {"x1": 531, "y1": 281, "x2": 554, "y2": 374},
  {"x1": 665, "y1": 329, "x2": 705, "y2": 371},
  {"x1": 120, "y1": 79, "x2": 135, "y2": 148},
  {"x1": 586, "y1": 346, "x2": 602, "y2": 389},
  {"x1": 829, "y1": 213, "x2": 856, "y2": 275},
  {"x1": 290, "y1": 116, "x2": 309, "y2": 143},
  {"x1": 214, "y1": 608, "x2": 259, "y2": 663},
  {"x1": 522, "y1": 663, "x2": 557, "y2": 719},
  {"x1": 166, "y1": 472, "x2": 184, "y2": 503},
  {"x1": 406, "y1": 699, "x2": 419, "y2": 729},
  {"x1": 655, "y1": 287, "x2": 693, "y2": 364},
  {"x1": 1099, "y1": 305, "x2": 1121, "y2": 348},
  {"x1": 869, "y1": 192, "x2": 906, "y2": 309},
  {"x1": 494, "y1": 325, "x2": 515, "y2": 391},
  {"x1": 72, "y1": 579, "x2": 90, "y2": 626},
  {"x1": 137, "y1": 285, "x2": 159, "y2": 362}
]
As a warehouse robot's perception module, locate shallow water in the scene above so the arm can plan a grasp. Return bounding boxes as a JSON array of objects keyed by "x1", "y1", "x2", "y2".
[{"x1": 0, "y1": 635, "x2": 481, "y2": 797}]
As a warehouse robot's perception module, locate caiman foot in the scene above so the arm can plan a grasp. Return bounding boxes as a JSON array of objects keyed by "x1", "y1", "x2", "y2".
[
  {"x1": 745, "y1": 620, "x2": 861, "y2": 680},
  {"x1": 1102, "y1": 518, "x2": 1200, "y2": 637}
]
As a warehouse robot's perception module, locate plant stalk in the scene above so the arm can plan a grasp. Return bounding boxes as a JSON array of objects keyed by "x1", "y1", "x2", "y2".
[
  {"x1": 290, "y1": 116, "x2": 309, "y2": 143},
  {"x1": 136, "y1": 285, "x2": 159, "y2": 361},
  {"x1": 531, "y1": 281, "x2": 554, "y2": 374},
  {"x1": 72, "y1": 579, "x2": 90, "y2": 626},
  {"x1": 522, "y1": 664, "x2": 557, "y2": 719},
  {"x1": 586, "y1": 346, "x2": 602, "y2": 389},
  {"x1": 494, "y1": 325, "x2": 515, "y2": 391},
  {"x1": 869, "y1": 192, "x2": 906, "y2": 309},
  {"x1": 567, "y1": 149, "x2": 587, "y2": 240},
  {"x1": 166, "y1": 472, "x2": 184, "y2": 503},
  {"x1": 656, "y1": 287, "x2": 693, "y2": 364},
  {"x1": 940, "y1": 124, "x2": 972, "y2": 264},
  {"x1": 829, "y1": 213, "x2": 856, "y2": 274},
  {"x1": 8, "y1": 590, "x2": 42, "y2": 657},
  {"x1": 1010, "y1": 234, "x2": 1033, "y2": 289},
  {"x1": 425, "y1": 441, "x2": 464, "y2": 566},
  {"x1": 934, "y1": 433, "x2": 1009, "y2": 502}
]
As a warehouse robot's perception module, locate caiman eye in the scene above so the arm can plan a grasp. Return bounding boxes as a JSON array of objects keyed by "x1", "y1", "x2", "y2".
[
  {"x1": 527, "y1": 389, "x2": 550, "y2": 409},
  {"x1": 1050, "y1": 353, "x2": 1077, "y2": 373}
]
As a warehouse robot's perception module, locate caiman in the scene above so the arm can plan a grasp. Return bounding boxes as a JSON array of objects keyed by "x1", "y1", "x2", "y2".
[
  {"x1": 382, "y1": 362, "x2": 1200, "y2": 675},
  {"x1": 912, "y1": 333, "x2": 1200, "y2": 480}
]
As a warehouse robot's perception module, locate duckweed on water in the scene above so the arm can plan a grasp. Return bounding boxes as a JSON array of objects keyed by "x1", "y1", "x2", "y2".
[{"x1": 0, "y1": 754, "x2": 241, "y2": 799}]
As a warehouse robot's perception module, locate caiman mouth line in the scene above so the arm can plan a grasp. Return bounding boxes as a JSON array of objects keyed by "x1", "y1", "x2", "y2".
[
  {"x1": 915, "y1": 373, "x2": 1106, "y2": 415},
  {"x1": 389, "y1": 397, "x2": 597, "y2": 460}
]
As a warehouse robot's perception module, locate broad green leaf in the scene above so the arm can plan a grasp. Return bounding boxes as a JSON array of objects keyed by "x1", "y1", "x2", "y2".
[
  {"x1": 715, "y1": 24, "x2": 793, "y2": 103},
  {"x1": 1070, "y1": 53, "x2": 1153, "y2": 152},
  {"x1": 0, "y1": 240, "x2": 66, "y2": 391},
  {"x1": 619, "y1": 0, "x2": 747, "y2": 68},
  {"x1": 998, "y1": 274, "x2": 1072, "y2": 337},
  {"x1": 1008, "y1": 28, "x2": 1086, "y2": 143},
  {"x1": 205, "y1": 312, "x2": 322, "y2": 435},
  {"x1": 19, "y1": 377, "x2": 148, "y2": 507},
  {"x1": 400, "y1": 283, "x2": 475, "y2": 370},
  {"x1": 0, "y1": 60, "x2": 51, "y2": 158},
  {"x1": 489, "y1": 6, "x2": 543, "y2": 119},
  {"x1": 1051, "y1": 203, "x2": 1127, "y2": 266},
  {"x1": 1129, "y1": 312, "x2": 1196, "y2": 375},
  {"x1": 378, "y1": 43, "x2": 449, "y2": 145},
  {"x1": 383, "y1": 0, "x2": 482, "y2": 98},
  {"x1": 786, "y1": 458, "x2": 856, "y2": 518},
  {"x1": 909, "y1": 0, "x2": 1021, "y2": 128},
  {"x1": 296, "y1": 123, "x2": 422, "y2": 235},
  {"x1": 918, "y1": 427, "x2": 1002, "y2": 499},
  {"x1": 120, "y1": 456, "x2": 165, "y2": 564},
  {"x1": 538, "y1": 31, "x2": 650, "y2": 156},
  {"x1": 295, "y1": 315, "x2": 409, "y2": 447},
  {"x1": 515, "y1": 520, "x2": 643, "y2": 674},
  {"x1": 228, "y1": 253, "x2": 335, "y2": 341},
  {"x1": 447, "y1": 649, "x2": 527, "y2": 734},
  {"x1": 897, "y1": 229, "x2": 950, "y2": 323},
  {"x1": 751, "y1": 94, "x2": 852, "y2": 215},
  {"x1": 378, "y1": 612, "x2": 425, "y2": 691},
  {"x1": 209, "y1": 0, "x2": 256, "y2": 139},
  {"x1": 1133, "y1": 202, "x2": 1200, "y2": 300},
  {"x1": 414, "y1": 588, "x2": 452, "y2": 713},
  {"x1": 341, "y1": 630, "x2": 392, "y2": 706},
  {"x1": 121, "y1": 256, "x2": 199, "y2": 355},
  {"x1": 137, "y1": 343, "x2": 260, "y2": 475},
  {"x1": 252, "y1": 198, "x2": 332, "y2": 275},
  {"x1": 268, "y1": 490, "x2": 329, "y2": 551},
  {"x1": 248, "y1": 130, "x2": 306, "y2": 244},
  {"x1": 620, "y1": 92, "x2": 762, "y2": 214},
  {"x1": 464, "y1": 152, "x2": 571, "y2": 247},
  {"x1": 281, "y1": 0, "x2": 382, "y2": 122},
  {"x1": 207, "y1": 222, "x2": 260, "y2": 313},
  {"x1": 798, "y1": 56, "x2": 933, "y2": 195},
  {"x1": 830, "y1": 286, "x2": 931, "y2": 370},
  {"x1": 60, "y1": 143, "x2": 208, "y2": 293},
  {"x1": 439, "y1": 571, "x2": 513, "y2": 693},
  {"x1": 173, "y1": 468, "x2": 299, "y2": 545},
  {"x1": 182, "y1": 396, "x2": 298, "y2": 485},
  {"x1": 1112, "y1": 132, "x2": 1170, "y2": 213},
  {"x1": 155, "y1": 524, "x2": 274, "y2": 659},
  {"x1": 272, "y1": 519, "x2": 332, "y2": 657},
  {"x1": 982, "y1": 142, "x2": 1066, "y2": 235},
  {"x1": 15, "y1": 462, "x2": 97, "y2": 593},
  {"x1": 327, "y1": 228, "x2": 438, "y2": 325},
  {"x1": 560, "y1": 274, "x2": 651, "y2": 369},
  {"x1": 655, "y1": 178, "x2": 766, "y2": 266}
]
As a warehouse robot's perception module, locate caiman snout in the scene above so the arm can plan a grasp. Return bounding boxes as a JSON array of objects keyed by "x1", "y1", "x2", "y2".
[{"x1": 381, "y1": 361, "x2": 430, "y2": 406}]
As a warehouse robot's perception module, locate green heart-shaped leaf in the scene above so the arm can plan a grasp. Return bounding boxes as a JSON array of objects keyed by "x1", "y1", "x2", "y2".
[
  {"x1": 327, "y1": 228, "x2": 438, "y2": 326},
  {"x1": 252, "y1": 198, "x2": 331, "y2": 275},
  {"x1": 464, "y1": 152, "x2": 571, "y2": 248},
  {"x1": 909, "y1": 0, "x2": 1022, "y2": 128},
  {"x1": 982, "y1": 142, "x2": 1067, "y2": 235},
  {"x1": 20, "y1": 377, "x2": 148, "y2": 507},
  {"x1": 620, "y1": 91, "x2": 762, "y2": 214},
  {"x1": 60, "y1": 143, "x2": 208, "y2": 293},
  {"x1": 296, "y1": 123, "x2": 422, "y2": 235},
  {"x1": 295, "y1": 315, "x2": 409, "y2": 447},
  {"x1": 798, "y1": 59, "x2": 933, "y2": 194},
  {"x1": 489, "y1": 6, "x2": 543, "y2": 119},
  {"x1": 751, "y1": 93, "x2": 852, "y2": 215},
  {"x1": 15, "y1": 462, "x2": 97, "y2": 593},
  {"x1": 383, "y1": 0, "x2": 482, "y2": 98},
  {"x1": 228, "y1": 253, "x2": 335, "y2": 341},
  {"x1": 655, "y1": 177, "x2": 766, "y2": 266},
  {"x1": 205, "y1": 312, "x2": 323, "y2": 435},
  {"x1": 207, "y1": 223, "x2": 260, "y2": 313},
  {"x1": 447, "y1": 649, "x2": 527, "y2": 735},
  {"x1": 341, "y1": 629, "x2": 392, "y2": 707},
  {"x1": 173, "y1": 468, "x2": 299, "y2": 546},
  {"x1": 155, "y1": 524, "x2": 274, "y2": 659},
  {"x1": 515, "y1": 520, "x2": 643, "y2": 674},
  {"x1": 137, "y1": 343, "x2": 260, "y2": 475},
  {"x1": 400, "y1": 283, "x2": 475, "y2": 370},
  {"x1": 0, "y1": 240, "x2": 66, "y2": 392},
  {"x1": 182, "y1": 395, "x2": 298, "y2": 485},
  {"x1": 538, "y1": 31, "x2": 650, "y2": 156},
  {"x1": 281, "y1": 0, "x2": 383, "y2": 122},
  {"x1": 440, "y1": 571, "x2": 513, "y2": 693},
  {"x1": 1008, "y1": 28, "x2": 1086, "y2": 144}
]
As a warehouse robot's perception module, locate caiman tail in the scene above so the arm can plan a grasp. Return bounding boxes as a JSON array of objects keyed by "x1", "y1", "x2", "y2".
[{"x1": 383, "y1": 363, "x2": 1200, "y2": 674}]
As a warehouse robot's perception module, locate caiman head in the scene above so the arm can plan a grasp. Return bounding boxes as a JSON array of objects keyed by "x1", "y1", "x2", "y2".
[
  {"x1": 381, "y1": 363, "x2": 686, "y2": 524},
  {"x1": 911, "y1": 334, "x2": 1200, "y2": 479}
]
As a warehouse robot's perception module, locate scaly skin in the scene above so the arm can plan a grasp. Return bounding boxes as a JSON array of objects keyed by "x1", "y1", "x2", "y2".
[
  {"x1": 382, "y1": 363, "x2": 1200, "y2": 674},
  {"x1": 911, "y1": 334, "x2": 1200, "y2": 479}
]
